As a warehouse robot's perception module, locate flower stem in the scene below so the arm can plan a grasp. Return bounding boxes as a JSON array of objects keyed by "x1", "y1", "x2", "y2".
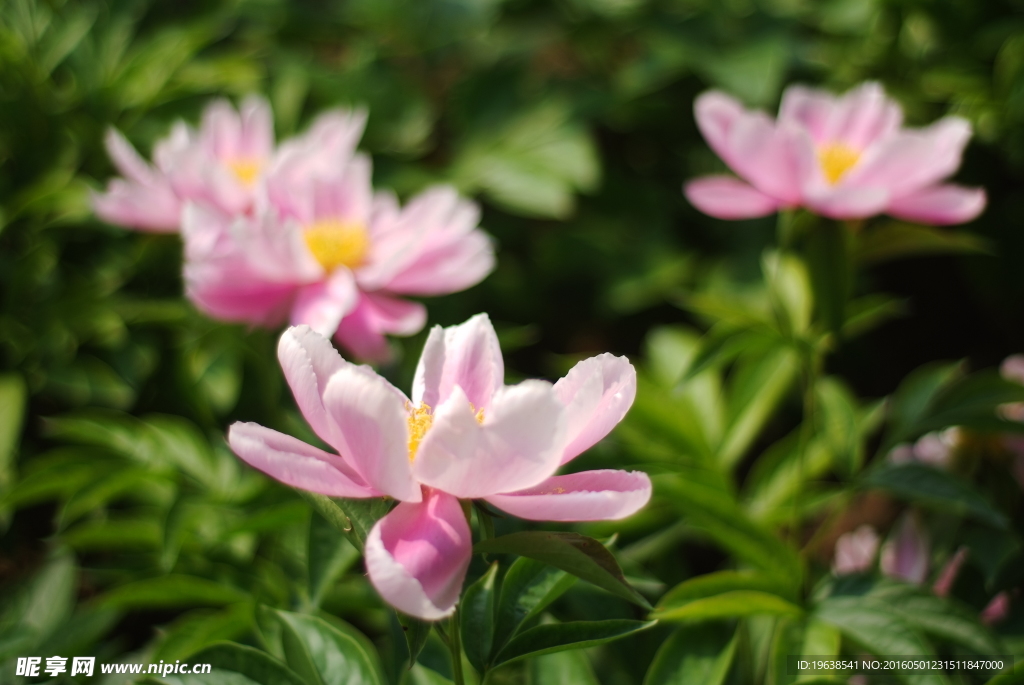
[{"x1": 450, "y1": 610, "x2": 466, "y2": 685}]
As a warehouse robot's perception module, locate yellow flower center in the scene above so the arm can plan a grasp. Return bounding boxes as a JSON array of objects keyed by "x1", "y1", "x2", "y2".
[
  {"x1": 303, "y1": 220, "x2": 371, "y2": 271},
  {"x1": 817, "y1": 144, "x2": 861, "y2": 185},
  {"x1": 406, "y1": 403, "x2": 485, "y2": 462},
  {"x1": 227, "y1": 158, "x2": 262, "y2": 187}
]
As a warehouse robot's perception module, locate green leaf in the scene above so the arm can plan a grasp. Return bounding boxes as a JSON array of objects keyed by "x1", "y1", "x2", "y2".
[
  {"x1": 880, "y1": 362, "x2": 960, "y2": 453},
  {"x1": 656, "y1": 475, "x2": 802, "y2": 586},
  {"x1": 861, "y1": 463, "x2": 1009, "y2": 529},
  {"x1": 652, "y1": 590, "x2": 802, "y2": 623},
  {"x1": 272, "y1": 610, "x2": 386, "y2": 685},
  {"x1": 655, "y1": 571, "x2": 794, "y2": 611},
  {"x1": 396, "y1": 612, "x2": 431, "y2": 669},
  {"x1": 870, "y1": 584, "x2": 1002, "y2": 655},
  {"x1": 491, "y1": 619, "x2": 656, "y2": 668},
  {"x1": 493, "y1": 556, "x2": 577, "y2": 651},
  {"x1": 762, "y1": 251, "x2": 813, "y2": 336},
  {"x1": 475, "y1": 532, "x2": 650, "y2": 609},
  {"x1": 0, "y1": 373, "x2": 26, "y2": 518},
  {"x1": 855, "y1": 222, "x2": 991, "y2": 264},
  {"x1": 171, "y1": 642, "x2": 307, "y2": 685},
  {"x1": 460, "y1": 562, "x2": 498, "y2": 672},
  {"x1": 643, "y1": 622, "x2": 736, "y2": 685},
  {"x1": 95, "y1": 575, "x2": 249, "y2": 609},
  {"x1": 308, "y1": 511, "x2": 359, "y2": 609},
  {"x1": 20, "y1": 549, "x2": 76, "y2": 644},
  {"x1": 984, "y1": 659, "x2": 1024, "y2": 684},
  {"x1": 530, "y1": 648, "x2": 601, "y2": 685},
  {"x1": 153, "y1": 604, "x2": 254, "y2": 663}
]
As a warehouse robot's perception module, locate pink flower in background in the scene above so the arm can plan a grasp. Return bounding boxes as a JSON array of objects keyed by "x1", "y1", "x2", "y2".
[
  {"x1": 832, "y1": 525, "x2": 880, "y2": 575},
  {"x1": 981, "y1": 592, "x2": 1011, "y2": 625},
  {"x1": 880, "y1": 513, "x2": 930, "y2": 584},
  {"x1": 227, "y1": 316, "x2": 651, "y2": 619},
  {"x1": 685, "y1": 82, "x2": 986, "y2": 224},
  {"x1": 182, "y1": 153, "x2": 495, "y2": 360},
  {"x1": 888, "y1": 427, "x2": 960, "y2": 469},
  {"x1": 93, "y1": 95, "x2": 366, "y2": 232}
]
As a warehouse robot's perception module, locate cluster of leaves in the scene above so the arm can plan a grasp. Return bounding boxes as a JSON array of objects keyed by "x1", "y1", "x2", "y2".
[{"x1": 2, "y1": 0, "x2": 1024, "y2": 683}]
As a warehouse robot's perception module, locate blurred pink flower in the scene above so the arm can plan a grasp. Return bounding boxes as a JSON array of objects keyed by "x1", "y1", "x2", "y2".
[
  {"x1": 93, "y1": 96, "x2": 366, "y2": 232},
  {"x1": 880, "y1": 513, "x2": 930, "y2": 584},
  {"x1": 932, "y1": 546, "x2": 968, "y2": 597},
  {"x1": 685, "y1": 82, "x2": 986, "y2": 224},
  {"x1": 227, "y1": 316, "x2": 651, "y2": 619},
  {"x1": 832, "y1": 525, "x2": 880, "y2": 575},
  {"x1": 981, "y1": 592, "x2": 1011, "y2": 625},
  {"x1": 888, "y1": 427, "x2": 960, "y2": 469},
  {"x1": 182, "y1": 154, "x2": 495, "y2": 360}
]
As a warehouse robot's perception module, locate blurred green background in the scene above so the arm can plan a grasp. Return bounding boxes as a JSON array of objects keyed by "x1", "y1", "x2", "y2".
[{"x1": 2, "y1": 0, "x2": 1024, "y2": 683}]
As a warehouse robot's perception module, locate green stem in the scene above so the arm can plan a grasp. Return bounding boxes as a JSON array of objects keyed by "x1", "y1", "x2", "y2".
[{"x1": 450, "y1": 610, "x2": 466, "y2": 685}]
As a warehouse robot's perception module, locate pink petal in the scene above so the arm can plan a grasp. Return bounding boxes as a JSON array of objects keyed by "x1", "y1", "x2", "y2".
[
  {"x1": 832, "y1": 525, "x2": 880, "y2": 575},
  {"x1": 779, "y1": 85, "x2": 838, "y2": 144},
  {"x1": 694, "y1": 91, "x2": 747, "y2": 170},
  {"x1": 364, "y1": 489, "x2": 471, "y2": 620},
  {"x1": 725, "y1": 112, "x2": 801, "y2": 204},
  {"x1": 238, "y1": 95, "x2": 274, "y2": 160},
  {"x1": 104, "y1": 129, "x2": 157, "y2": 184},
  {"x1": 981, "y1": 592, "x2": 1011, "y2": 625},
  {"x1": 805, "y1": 185, "x2": 890, "y2": 220},
  {"x1": 311, "y1": 155, "x2": 374, "y2": 224},
  {"x1": 932, "y1": 547, "x2": 968, "y2": 597},
  {"x1": 846, "y1": 117, "x2": 972, "y2": 195},
  {"x1": 828, "y1": 82, "x2": 903, "y2": 149},
  {"x1": 413, "y1": 382, "x2": 566, "y2": 499},
  {"x1": 377, "y1": 230, "x2": 494, "y2": 296},
  {"x1": 290, "y1": 269, "x2": 359, "y2": 337},
  {"x1": 333, "y1": 292, "x2": 427, "y2": 362},
  {"x1": 886, "y1": 184, "x2": 986, "y2": 225},
  {"x1": 277, "y1": 324, "x2": 347, "y2": 446},
  {"x1": 322, "y1": 365, "x2": 420, "y2": 502},
  {"x1": 200, "y1": 98, "x2": 244, "y2": 161},
  {"x1": 227, "y1": 422, "x2": 377, "y2": 498},
  {"x1": 554, "y1": 354, "x2": 636, "y2": 464},
  {"x1": 166, "y1": 147, "x2": 251, "y2": 215},
  {"x1": 880, "y1": 514, "x2": 929, "y2": 584},
  {"x1": 684, "y1": 176, "x2": 782, "y2": 219},
  {"x1": 486, "y1": 469, "x2": 651, "y2": 521},
  {"x1": 411, "y1": 313, "x2": 504, "y2": 410},
  {"x1": 91, "y1": 182, "x2": 181, "y2": 232}
]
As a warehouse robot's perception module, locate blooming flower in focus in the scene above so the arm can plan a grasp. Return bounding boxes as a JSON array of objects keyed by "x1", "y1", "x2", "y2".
[
  {"x1": 227, "y1": 315, "x2": 652, "y2": 619},
  {"x1": 93, "y1": 95, "x2": 366, "y2": 232},
  {"x1": 182, "y1": 154, "x2": 495, "y2": 360},
  {"x1": 832, "y1": 525, "x2": 880, "y2": 575},
  {"x1": 685, "y1": 82, "x2": 986, "y2": 224}
]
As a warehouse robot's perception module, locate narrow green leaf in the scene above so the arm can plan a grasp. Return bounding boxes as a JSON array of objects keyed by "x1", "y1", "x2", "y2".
[
  {"x1": 531, "y1": 648, "x2": 601, "y2": 685},
  {"x1": 308, "y1": 511, "x2": 359, "y2": 608},
  {"x1": 855, "y1": 222, "x2": 991, "y2": 264},
  {"x1": 0, "y1": 373, "x2": 27, "y2": 514},
  {"x1": 656, "y1": 571, "x2": 794, "y2": 612},
  {"x1": 652, "y1": 590, "x2": 802, "y2": 623},
  {"x1": 493, "y1": 556, "x2": 576, "y2": 652},
  {"x1": 861, "y1": 463, "x2": 1008, "y2": 529},
  {"x1": 396, "y1": 612, "x2": 431, "y2": 669},
  {"x1": 806, "y1": 220, "x2": 851, "y2": 333},
  {"x1": 176, "y1": 642, "x2": 307, "y2": 685},
  {"x1": 475, "y1": 532, "x2": 650, "y2": 609},
  {"x1": 152, "y1": 604, "x2": 254, "y2": 663},
  {"x1": 643, "y1": 622, "x2": 736, "y2": 685},
  {"x1": 870, "y1": 584, "x2": 1002, "y2": 655},
  {"x1": 272, "y1": 610, "x2": 386, "y2": 685},
  {"x1": 492, "y1": 619, "x2": 656, "y2": 668},
  {"x1": 460, "y1": 562, "x2": 498, "y2": 672},
  {"x1": 95, "y1": 575, "x2": 249, "y2": 609}
]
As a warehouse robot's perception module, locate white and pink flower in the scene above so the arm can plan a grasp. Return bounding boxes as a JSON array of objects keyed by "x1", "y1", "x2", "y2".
[
  {"x1": 93, "y1": 96, "x2": 366, "y2": 232},
  {"x1": 227, "y1": 315, "x2": 651, "y2": 620},
  {"x1": 182, "y1": 151, "x2": 495, "y2": 360},
  {"x1": 685, "y1": 82, "x2": 986, "y2": 224}
]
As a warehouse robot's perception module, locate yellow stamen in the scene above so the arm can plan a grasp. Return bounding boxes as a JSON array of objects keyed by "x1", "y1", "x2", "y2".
[
  {"x1": 407, "y1": 404, "x2": 434, "y2": 462},
  {"x1": 817, "y1": 144, "x2": 861, "y2": 185},
  {"x1": 227, "y1": 158, "x2": 262, "y2": 186},
  {"x1": 303, "y1": 220, "x2": 370, "y2": 271}
]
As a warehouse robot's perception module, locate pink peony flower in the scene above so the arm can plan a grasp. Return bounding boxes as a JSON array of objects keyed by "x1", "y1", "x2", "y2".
[
  {"x1": 227, "y1": 316, "x2": 651, "y2": 619},
  {"x1": 685, "y1": 82, "x2": 986, "y2": 224},
  {"x1": 880, "y1": 513, "x2": 930, "y2": 584},
  {"x1": 93, "y1": 95, "x2": 366, "y2": 232},
  {"x1": 832, "y1": 525, "x2": 880, "y2": 575},
  {"x1": 181, "y1": 152, "x2": 495, "y2": 361}
]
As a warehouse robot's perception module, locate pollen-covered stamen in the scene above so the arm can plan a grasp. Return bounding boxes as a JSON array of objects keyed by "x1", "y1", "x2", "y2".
[
  {"x1": 303, "y1": 220, "x2": 371, "y2": 271},
  {"x1": 406, "y1": 402, "x2": 485, "y2": 462},
  {"x1": 227, "y1": 158, "x2": 262, "y2": 187},
  {"x1": 817, "y1": 143, "x2": 861, "y2": 185}
]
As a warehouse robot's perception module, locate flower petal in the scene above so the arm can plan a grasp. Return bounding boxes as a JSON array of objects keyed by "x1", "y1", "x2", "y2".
[
  {"x1": 554, "y1": 354, "x2": 636, "y2": 464},
  {"x1": 413, "y1": 382, "x2": 566, "y2": 499},
  {"x1": 880, "y1": 513, "x2": 929, "y2": 584},
  {"x1": 364, "y1": 489, "x2": 471, "y2": 620},
  {"x1": 91, "y1": 181, "x2": 182, "y2": 232},
  {"x1": 694, "y1": 91, "x2": 747, "y2": 169},
  {"x1": 322, "y1": 365, "x2": 420, "y2": 502},
  {"x1": 238, "y1": 94, "x2": 274, "y2": 160},
  {"x1": 684, "y1": 176, "x2": 782, "y2": 219},
  {"x1": 277, "y1": 324, "x2": 347, "y2": 446},
  {"x1": 412, "y1": 313, "x2": 504, "y2": 410},
  {"x1": 334, "y1": 292, "x2": 427, "y2": 362},
  {"x1": 805, "y1": 185, "x2": 890, "y2": 220},
  {"x1": 886, "y1": 184, "x2": 986, "y2": 225},
  {"x1": 486, "y1": 470, "x2": 651, "y2": 521},
  {"x1": 290, "y1": 269, "x2": 359, "y2": 337},
  {"x1": 227, "y1": 422, "x2": 377, "y2": 498}
]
